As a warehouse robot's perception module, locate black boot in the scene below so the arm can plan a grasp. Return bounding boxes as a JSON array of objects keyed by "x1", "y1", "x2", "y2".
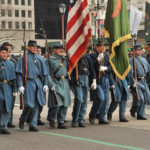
[
  {"x1": 8, "y1": 123, "x2": 16, "y2": 128},
  {"x1": 119, "y1": 118, "x2": 129, "y2": 122},
  {"x1": 107, "y1": 113, "x2": 112, "y2": 121},
  {"x1": 19, "y1": 121, "x2": 24, "y2": 129},
  {"x1": 49, "y1": 120, "x2": 55, "y2": 128},
  {"x1": 37, "y1": 120, "x2": 45, "y2": 125},
  {"x1": 29, "y1": 126, "x2": 39, "y2": 132},
  {"x1": 1, "y1": 129, "x2": 11, "y2": 134},
  {"x1": 58, "y1": 123, "x2": 67, "y2": 129}
]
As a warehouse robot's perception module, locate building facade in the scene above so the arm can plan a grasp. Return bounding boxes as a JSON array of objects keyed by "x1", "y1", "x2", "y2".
[{"x1": 0, "y1": 0, "x2": 35, "y2": 51}]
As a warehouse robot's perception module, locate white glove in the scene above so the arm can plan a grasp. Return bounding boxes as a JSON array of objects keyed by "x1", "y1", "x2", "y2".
[
  {"x1": 128, "y1": 85, "x2": 130, "y2": 89},
  {"x1": 133, "y1": 83, "x2": 137, "y2": 88},
  {"x1": 99, "y1": 66, "x2": 107, "y2": 72},
  {"x1": 91, "y1": 79, "x2": 97, "y2": 90},
  {"x1": 43, "y1": 85, "x2": 49, "y2": 92},
  {"x1": 97, "y1": 53, "x2": 104, "y2": 62},
  {"x1": 13, "y1": 92, "x2": 18, "y2": 96},
  {"x1": 19, "y1": 86, "x2": 25, "y2": 94},
  {"x1": 111, "y1": 85, "x2": 115, "y2": 89},
  {"x1": 51, "y1": 85, "x2": 56, "y2": 91}
]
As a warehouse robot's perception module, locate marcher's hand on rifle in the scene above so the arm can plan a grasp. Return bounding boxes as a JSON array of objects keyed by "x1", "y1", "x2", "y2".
[
  {"x1": 97, "y1": 53, "x2": 104, "y2": 62},
  {"x1": 13, "y1": 92, "x2": 19, "y2": 97},
  {"x1": 133, "y1": 82, "x2": 138, "y2": 88},
  {"x1": 19, "y1": 86, "x2": 25, "y2": 94},
  {"x1": 51, "y1": 85, "x2": 56, "y2": 91},
  {"x1": 91, "y1": 79, "x2": 97, "y2": 90},
  {"x1": 110, "y1": 85, "x2": 115, "y2": 89},
  {"x1": 43, "y1": 85, "x2": 49, "y2": 92},
  {"x1": 99, "y1": 66, "x2": 107, "y2": 72}
]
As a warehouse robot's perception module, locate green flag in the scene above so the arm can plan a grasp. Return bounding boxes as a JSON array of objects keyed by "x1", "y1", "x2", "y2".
[{"x1": 104, "y1": 0, "x2": 132, "y2": 80}]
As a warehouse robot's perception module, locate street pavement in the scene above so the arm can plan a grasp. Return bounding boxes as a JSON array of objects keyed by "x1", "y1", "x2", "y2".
[{"x1": 1, "y1": 93, "x2": 150, "y2": 150}]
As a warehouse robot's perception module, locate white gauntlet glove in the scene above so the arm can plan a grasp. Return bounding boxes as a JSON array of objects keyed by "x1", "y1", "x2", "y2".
[
  {"x1": 91, "y1": 79, "x2": 97, "y2": 90},
  {"x1": 110, "y1": 85, "x2": 115, "y2": 89},
  {"x1": 99, "y1": 66, "x2": 108, "y2": 72},
  {"x1": 43, "y1": 85, "x2": 49, "y2": 92},
  {"x1": 19, "y1": 86, "x2": 25, "y2": 94},
  {"x1": 51, "y1": 85, "x2": 56, "y2": 91},
  {"x1": 13, "y1": 92, "x2": 19, "y2": 97},
  {"x1": 97, "y1": 53, "x2": 104, "y2": 62}
]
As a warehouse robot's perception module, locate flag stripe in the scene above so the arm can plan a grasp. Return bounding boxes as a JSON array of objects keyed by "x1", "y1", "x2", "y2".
[
  {"x1": 68, "y1": 28, "x2": 91, "y2": 74},
  {"x1": 66, "y1": 6, "x2": 89, "y2": 43},
  {"x1": 67, "y1": 0, "x2": 86, "y2": 26},
  {"x1": 67, "y1": 21, "x2": 91, "y2": 59},
  {"x1": 66, "y1": 0, "x2": 88, "y2": 34},
  {"x1": 66, "y1": 0, "x2": 91, "y2": 75},
  {"x1": 66, "y1": 13, "x2": 90, "y2": 52}
]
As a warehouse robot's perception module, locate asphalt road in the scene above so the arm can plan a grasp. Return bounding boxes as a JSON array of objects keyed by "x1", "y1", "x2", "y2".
[
  {"x1": 1, "y1": 115, "x2": 150, "y2": 150},
  {"x1": 1, "y1": 93, "x2": 150, "y2": 150}
]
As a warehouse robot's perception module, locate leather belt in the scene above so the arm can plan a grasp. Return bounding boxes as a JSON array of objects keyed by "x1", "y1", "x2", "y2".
[
  {"x1": 137, "y1": 76, "x2": 145, "y2": 80},
  {"x1": 82, "y1": 68, "x2": 88, "y2": 71},
  {"x1": 55, "y1": 76, "x2": 68, "y2": 80},
  {"x1": 0, "y1": 79, "x2": 8, "y2": 83}
]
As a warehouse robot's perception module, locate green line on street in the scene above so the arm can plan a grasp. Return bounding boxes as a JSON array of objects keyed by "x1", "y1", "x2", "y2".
[
  {"x1": 14, "y1": 128, "x2": 145, "y2": 150},
  {"x1": 39, "y1": 131, "x2": 145, "y2": 150}
]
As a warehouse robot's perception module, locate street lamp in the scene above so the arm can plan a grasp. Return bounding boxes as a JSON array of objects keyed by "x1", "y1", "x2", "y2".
[
  {"x1": 58, "y1": 3, "x2": 66, "y2": 47},
  {"x1": 96, "y1": 1, "x2": 105, "y2": 42}
]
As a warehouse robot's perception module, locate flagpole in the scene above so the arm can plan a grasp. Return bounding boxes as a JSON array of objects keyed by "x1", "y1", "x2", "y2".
[{"x1": 132, "y1": 35, "x2": 140, "y2": 101}]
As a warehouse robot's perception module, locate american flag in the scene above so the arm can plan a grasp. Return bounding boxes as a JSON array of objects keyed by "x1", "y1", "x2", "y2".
[{"x1": 66, "y1": 0, "x2": 91, "y2": 75}]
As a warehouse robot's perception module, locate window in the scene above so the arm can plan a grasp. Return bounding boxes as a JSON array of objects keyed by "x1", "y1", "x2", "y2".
[
  {"x1": 8, "y1": 0, "x2": 11, "y2": 4},
  {"x1": 1, "y1": 0, "x2": 5, "y2": 4},
  {"x1": 8, "y1": 21, "x2": 12, "y2": 29},
  {"x1": 22, "y1": 10, "x2": 25, "y2": 17},
  {"x1": 15, "y1": 10, "x2": 19, "y2": 17},
  {"x1": 28, "y1": 0, "x2": 31, "y2": 6},
  {"x1": 1, "y1": 9, "x2": 5, "y2": 16},
  {"x1": 15, "y1": 0, "x2": 18, "y2": 5},
  {"x1": 28, "y1": 22, "x2": 32, "y2": 30},
  {"x1": 21, "y1": 0, "x2": 25, "y2": 5},
  {"x1": 22, "y1": 22, "x2": 26, "y2": 29},
  {"x1": 2, "y1": 21, "x2": 5, "y2": 29},
  {"x1": 15, "y1": 22, "x2": 19, "y2": 29},
  {"x1": 28, "y1": 10, "x2": 32, "y2": 18},
  {"x1": 8, "y1": 9, "x2": 12, "y2": 17}
]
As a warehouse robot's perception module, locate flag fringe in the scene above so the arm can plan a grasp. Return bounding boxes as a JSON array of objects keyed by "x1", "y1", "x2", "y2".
[{"x1": 110, "y1": 33, "x2": 132, "y2": 80}]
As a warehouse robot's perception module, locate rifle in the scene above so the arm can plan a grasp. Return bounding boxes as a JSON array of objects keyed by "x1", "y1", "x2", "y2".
[
  {"x1": 47, "y1": 50, "x2": 59, "y2": 105},
  {"x1": 98, "y1": 35, "x2": 105, "y2": 83},
  {"x1": 20, "y1": 21, "x2": 28, "y2": 109},
  {"x1": 132, "y1": 35, "x2": 140, "y2": 101}
]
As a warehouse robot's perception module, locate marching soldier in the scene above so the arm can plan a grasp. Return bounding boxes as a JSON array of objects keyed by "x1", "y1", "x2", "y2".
[
  {"x1": 2, "y1": 42, "x2": 18, "y2": 128},
  {"x1": 130, "y1": 45, "x2": 150, "y2": 120},
  {"x1": 107, "y1": 75, "x2": 129, "y2": 122},
  {"x1": 71, "y1": 51, "x2": 96, "y2": 128},
  {"x1": 16, "y1": 40, "x2": 49, "y2": 132},
  {"x1": 26, "y1": 45, "x2": 45, "y2": 126},
  {"x1": 89, "y1": 42, "x2": 113, "y2": 124},
  {"x1": 47, "y1": 44, "x2": 71, "y2": 129},
  {"x1": 0, "y1": 46, "x2": 17, "y2": 134}
]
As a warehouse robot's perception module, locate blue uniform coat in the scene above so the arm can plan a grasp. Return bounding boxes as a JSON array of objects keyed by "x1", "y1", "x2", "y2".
[
  {"x1": 130, "y1": 56, "x2": 150, "y2": 105},
  {"x1": 47, "y1": 54, "x2": 71, "y2": 107},
  {"x1": 0, "y1": 59, "x2": 16, "y2": 112},
  {"x1": 16, "y1": 51, "x2": 49, "y2": 108}
]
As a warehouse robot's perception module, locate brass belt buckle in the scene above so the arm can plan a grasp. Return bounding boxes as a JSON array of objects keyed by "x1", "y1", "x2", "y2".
[
  {"x1": 3, "y1": 80, "x2": 8, "y2": 83},
  {"x1": 60, "y1": 63, "x2": 63, "y2": 67},
  {"x1": 61, "y1": 76, "x2": 65, "y2": 79},
  {"x1": 83, "y1": 68, "x2": 88, "y2": 71}
]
